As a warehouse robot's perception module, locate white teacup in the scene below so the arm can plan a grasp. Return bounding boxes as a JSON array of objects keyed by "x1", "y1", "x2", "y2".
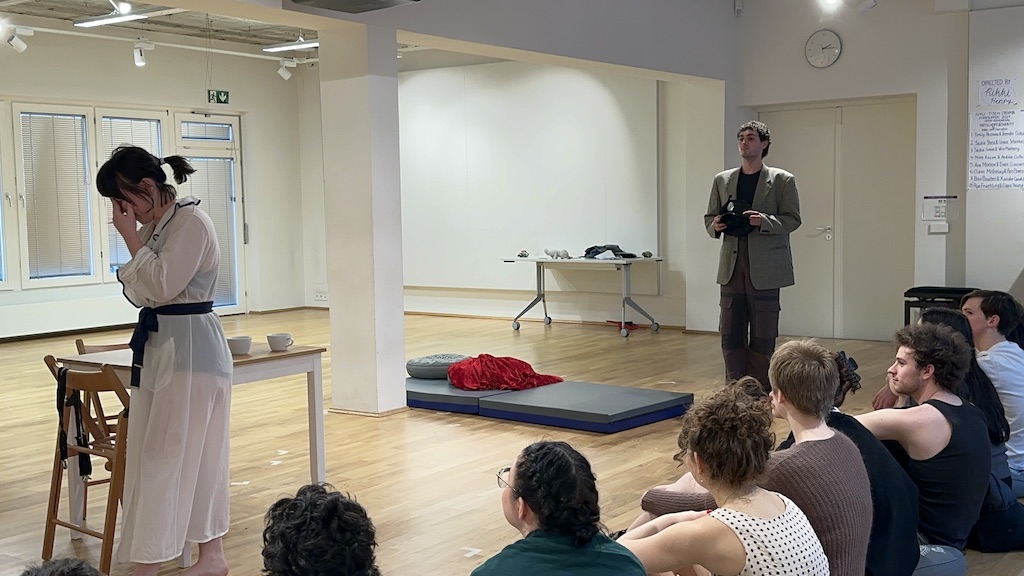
[
  {"x1": 226, "y1": 336, "x2": 252, "y2": 355},
  {"x1": 267, "y1": 333, "x2": 294, "y2": 352}
]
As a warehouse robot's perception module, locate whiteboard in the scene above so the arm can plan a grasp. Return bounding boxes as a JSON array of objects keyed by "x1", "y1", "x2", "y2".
[{"x1": 398, "y1": 61, "x2": 658, "y2": 290}]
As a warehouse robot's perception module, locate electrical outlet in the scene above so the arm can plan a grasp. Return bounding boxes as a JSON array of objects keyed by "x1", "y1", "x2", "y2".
[{"x1": 313, "y1": 290, "x2": 329, "y2": 302}]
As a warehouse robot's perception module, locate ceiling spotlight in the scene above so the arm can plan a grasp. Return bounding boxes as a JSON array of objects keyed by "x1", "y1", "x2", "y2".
[
  {"x1": 5, "y1": 27, "x2": 33, "y2": 53},
  {"x1": 263, "y1": 37, "x2": 319, "y2": 53},
  {"x1": 133, "y1": 39, "x2": 153, "y2": 67},
  {"x1": 277, "y1": 58, "x2": 297, "y2": 81},
  {"x1": 116, "y1": 1, "x2": 133, "y2": 13}
]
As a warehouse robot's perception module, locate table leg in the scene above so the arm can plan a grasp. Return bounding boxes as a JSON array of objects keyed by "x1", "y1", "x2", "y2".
[
  {"x1": 307, "y1": 361, "x2": 326, "y2": 483},
  {"x1": 620, "y1": 263, "x2": 659, "y2": 335},
  {"x1": 67, "y1": 409, "x2": 84, "y2": 540},
  {"x1": 512, "y1": 262, "x2": 549, "y2": 329}
]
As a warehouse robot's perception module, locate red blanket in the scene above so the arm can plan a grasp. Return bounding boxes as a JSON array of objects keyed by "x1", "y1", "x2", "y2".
[{"x1": 448, "y1": 354, "x2": 563, "y2": 391}]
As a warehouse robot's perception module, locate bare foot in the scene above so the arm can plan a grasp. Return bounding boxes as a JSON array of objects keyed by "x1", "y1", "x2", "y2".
[{"x1": 181, "y1": 557, "x2": 228, "y2": 576}]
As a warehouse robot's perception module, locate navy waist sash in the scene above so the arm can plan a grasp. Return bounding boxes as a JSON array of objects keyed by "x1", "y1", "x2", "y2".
[{"x1": 129, "y1": 301, "x2": 214, "y2": 388}]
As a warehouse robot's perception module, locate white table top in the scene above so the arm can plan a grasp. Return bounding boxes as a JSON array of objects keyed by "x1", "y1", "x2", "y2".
[
  {"x1": 503, "y1": 256, "x2": 663, "y2": 264},
  {"x1": 58, "y1": 343, "x2": 327, "y2": 369}
]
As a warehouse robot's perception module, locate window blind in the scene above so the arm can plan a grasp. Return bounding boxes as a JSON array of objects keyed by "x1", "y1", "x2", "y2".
[
  {"x1": 181, "y1": 122, "x2": 232, "y2": 142},
  {"x1": 100, "y1": 117, "x2": 162, "y2": 274},
  {"x1": 20, "y1": 113, "x2": 92, "y2": 280},
  {"x1": 177, "y1": 157, "x2": 237, "y2": 307}
]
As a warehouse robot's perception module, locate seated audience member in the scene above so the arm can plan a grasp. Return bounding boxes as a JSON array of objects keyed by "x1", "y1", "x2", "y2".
[
  {"x1": 472, "y1": 441, "x2": 646, "y2": 576},
  {"x1": 641, "y1": 341, "x2": 872, "y2": 576},
  {"x1": 20, "y1": 559, "x2": 101, "y2": 576},
  {"x1": 916, "y1": 307, "x2": 1024, "y2": 552},
  {"x1": 856, "y1": 323, "x2": 990, "y2": 551},
  {"x1": 262, "y1": 483, "x2": 380, "y2": 576},
  {"x1": 619, "y1": 381, "x2": 828, "y2": 576},
  {"x1": 777, "y1": 351, "x2": 920, "y2": 576},
  {"x1": 961, "y1": 289, "x2": 1024, "y2": 497}
]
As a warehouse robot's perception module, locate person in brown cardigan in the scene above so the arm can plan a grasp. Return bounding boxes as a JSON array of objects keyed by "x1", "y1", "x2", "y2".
[{"x1": 638, "y1": 339, "x2": 873, "y2": 576}]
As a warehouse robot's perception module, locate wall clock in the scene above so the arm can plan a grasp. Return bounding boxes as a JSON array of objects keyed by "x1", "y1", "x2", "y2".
[{"x1": 805, "y1": 29, "x2": 842, "y2": 68}]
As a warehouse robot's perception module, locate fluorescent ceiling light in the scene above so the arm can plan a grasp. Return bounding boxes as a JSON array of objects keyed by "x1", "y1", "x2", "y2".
[
  {"x1": 74, "y1": 6, "x2": 187, "y2": 28},
  {"x1": 262, "y1": 38, "x2": 319, "y2": 53}
]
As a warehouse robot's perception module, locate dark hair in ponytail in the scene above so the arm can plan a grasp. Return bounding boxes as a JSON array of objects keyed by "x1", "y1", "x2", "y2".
[
  {"x1": 96, "y1": 146, "x2": 196, "y2": 209},
  {"x1": 512, "y1": 441, "x2": 603, "y2": 548}
]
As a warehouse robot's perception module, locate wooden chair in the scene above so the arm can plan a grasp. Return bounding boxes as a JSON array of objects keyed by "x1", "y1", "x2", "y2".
[
  {"x1": 72, "y1": 339, "x2": 131, "y2": 524},
  {"x1": 74, "y1": 338, "x2": 130, "y2": 355},
  {"x1": 41, "y1": 355, "x2": 130, "y2": 575}
]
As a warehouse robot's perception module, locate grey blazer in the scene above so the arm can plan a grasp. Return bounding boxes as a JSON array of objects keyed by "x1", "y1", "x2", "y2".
[{"x1": 704, "y1": 165, "x2": 801, "y2": 290}]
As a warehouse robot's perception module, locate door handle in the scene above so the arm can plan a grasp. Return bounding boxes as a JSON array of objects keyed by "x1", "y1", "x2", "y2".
[{"x1": 814, "y1": 226, "x2": 833, "y2": 232}]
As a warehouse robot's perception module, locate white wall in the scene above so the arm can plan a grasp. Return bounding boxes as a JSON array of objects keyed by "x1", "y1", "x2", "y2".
[
  {"x1": 966, "y1": 7, "x2": 1024, "y2": 299},
  {"x1": 0, "y1": 26, "x2": 306, "y2": 338},
  {"x1": 399, "y1": 61, "x2": 658, "y2": 291},
  {"x1": 734, "y1": 0, "x2": 969, "y2": 290}
]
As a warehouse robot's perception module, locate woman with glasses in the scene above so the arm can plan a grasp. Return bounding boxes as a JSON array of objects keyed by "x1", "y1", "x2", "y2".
[
  {"x1": 473, "y1": 441, "x2": 646, "y2": 576},
  {"x1": 618, "y1": 380, "x2": 828, "y2": 576}
]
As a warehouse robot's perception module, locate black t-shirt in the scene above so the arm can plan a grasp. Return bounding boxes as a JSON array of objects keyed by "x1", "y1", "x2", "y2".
[{"x1": 737, "y1": 169, "x2": 760, "y2": 206}]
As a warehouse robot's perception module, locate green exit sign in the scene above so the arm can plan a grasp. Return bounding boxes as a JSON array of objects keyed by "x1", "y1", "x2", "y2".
[{"x1": 207, "y1": 90, "x2": 230, "y2": 104}]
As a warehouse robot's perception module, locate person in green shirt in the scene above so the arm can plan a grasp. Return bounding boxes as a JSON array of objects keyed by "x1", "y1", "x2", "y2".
[{"x1": 472, "y1": 441, "x2": 646, "y2": 576}]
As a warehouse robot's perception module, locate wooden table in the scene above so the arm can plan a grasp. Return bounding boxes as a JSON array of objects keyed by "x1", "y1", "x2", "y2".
[{"x1": 57, "y1": 344, "x2": 327, "y2": 564}]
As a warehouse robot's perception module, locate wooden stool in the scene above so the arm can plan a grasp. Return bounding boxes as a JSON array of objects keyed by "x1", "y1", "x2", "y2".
[{"x1": 41, "y1": 355, "x2": 130, "y2": 575}]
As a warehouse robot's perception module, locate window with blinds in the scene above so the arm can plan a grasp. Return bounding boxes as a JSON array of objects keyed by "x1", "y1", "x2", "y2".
[
  {"x1": 20, "y1": 112, "x2": 93, "y2": 280},
  {"x1": 181, "y1": 121, "x2": 233, "y2": 142},
  {"x1": 100, "y1": 116, "x2": 162, "y2": 274},
  {"x1": 177, "y1": 157, "x2": 238, "y2": 307}
]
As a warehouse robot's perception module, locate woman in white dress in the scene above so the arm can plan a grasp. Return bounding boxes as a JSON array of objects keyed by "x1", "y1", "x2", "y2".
[
  {"x1": 618, "y1": 379, "x2": 829, "y2": 576},
  {"x1": 97, "y1": 146, "x2": 233, "y2": 576}
]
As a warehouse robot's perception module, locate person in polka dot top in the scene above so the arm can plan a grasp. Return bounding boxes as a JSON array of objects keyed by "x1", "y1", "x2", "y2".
[{"x1": 619, "y1": 380, "x2": 829, "y2": 575}]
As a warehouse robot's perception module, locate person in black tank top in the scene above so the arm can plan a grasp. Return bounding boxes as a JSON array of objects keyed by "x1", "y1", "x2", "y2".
[{"x1": 857, "y1": 323, "x2": 991, "y2": 551}]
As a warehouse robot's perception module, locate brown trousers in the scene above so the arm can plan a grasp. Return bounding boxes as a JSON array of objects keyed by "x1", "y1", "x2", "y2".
[{"x1": 720, "y1": 237, "x2": 781, "y2": 392}]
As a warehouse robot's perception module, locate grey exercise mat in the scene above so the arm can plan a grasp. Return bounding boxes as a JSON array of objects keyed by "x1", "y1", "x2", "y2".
[
  {"x1": 405, "y1": 377, "x2": 508, "y2": 413},
  {"x1": 478, "y1": 381, "x2": 692, "y2": 424}
]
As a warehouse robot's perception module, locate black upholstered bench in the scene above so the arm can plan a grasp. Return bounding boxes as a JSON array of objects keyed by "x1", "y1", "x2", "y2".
[{"x1": 903, "y1": 286, "x2": 978, "y2": 326}]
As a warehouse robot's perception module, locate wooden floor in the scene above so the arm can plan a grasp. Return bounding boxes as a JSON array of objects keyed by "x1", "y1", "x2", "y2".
[{"x1": 1, "y1": 310, "x2": 1022, "y2": 575}]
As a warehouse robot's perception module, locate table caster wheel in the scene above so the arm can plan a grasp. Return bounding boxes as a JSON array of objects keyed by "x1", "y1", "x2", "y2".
[
  {"x1": 512, "y1": 321, "x2": 521, "y2": 330},
  {"x1": 544, "y1": 316, "x2": 552, "y2": 325},
  {"x1": 621, "y1": 329, "x2": 630, "y2": 337},
  {"x1": 651, "y1": 322, "x2": 660, "y2": 332}
]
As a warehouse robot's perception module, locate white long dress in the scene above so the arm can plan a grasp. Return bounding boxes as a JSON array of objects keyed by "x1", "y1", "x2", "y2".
[{"x1": 115, "y1": 196, "x2": 233, "y2": 564}]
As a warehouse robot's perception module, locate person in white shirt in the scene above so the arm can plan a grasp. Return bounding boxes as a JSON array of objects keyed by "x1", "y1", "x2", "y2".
[{"x1": 961, "y1": 289, "x2": 1024, "y2": 497}]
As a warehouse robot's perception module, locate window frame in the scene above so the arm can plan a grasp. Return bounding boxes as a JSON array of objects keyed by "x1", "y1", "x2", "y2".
[
  {"x1": 12, "y1": 102, "x2": 101, "y2": 289},
  {"x1": 174, "y1": 112, "x2": 247, "y2": 315},
  {"x1": 0, "y1": 102, "x2": 15, "y2": 292},
  {"x1": 95, "y1": 107, "x2": 173, "y2": 284}
]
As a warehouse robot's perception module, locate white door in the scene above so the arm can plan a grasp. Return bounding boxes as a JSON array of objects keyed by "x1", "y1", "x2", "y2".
[
  {"x1": 837, "y1": 101, "x2": 916, "y2": 340},
  {"x1": 760, "y1": 101, "x2": 916, "y2": 340},
  {"x1": 759, "y1": 107, "x2": 838, "y2": 338}
]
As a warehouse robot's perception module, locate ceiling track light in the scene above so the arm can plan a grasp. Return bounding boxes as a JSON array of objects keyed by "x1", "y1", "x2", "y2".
[
  {"x1": 5, "y1": 27, "x2": 33, "y2": 53},
  {"x1": 74, "y1": 6, "x2": 187, "y2": 28},
  {"x1": 263, "y1": 37, "x2": 319, "y2": 53},
  {"x1": 277, "y1": 58, "x2": 297, "y2": 81},
  {"x1": 133, "y1": 38, "x2": 153, "y2": 67}
]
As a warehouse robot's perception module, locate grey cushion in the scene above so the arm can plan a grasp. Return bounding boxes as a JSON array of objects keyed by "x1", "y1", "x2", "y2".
[{"x1": 406, "y1": 353, "x2": 469, "y2": 379}]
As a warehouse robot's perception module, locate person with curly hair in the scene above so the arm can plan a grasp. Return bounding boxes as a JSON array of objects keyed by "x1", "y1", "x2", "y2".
[
  {"x1": 262, "y1": 484, "x2": 380, "y2": 576},
  {"x1": 856, "y1": 323, "x2": 990, "y2": 551},
  {"x1": 472, "y1": 441, "x2": 645, "y2": 576},
  {"x1": 638, "y1": 341, "x2": 872, "y2": 576},
  {"x1": 20, "y1": 559, "x2": 101, "y2": 576},
  {"x1": 619, "y1": 380, "x2": 828, "y2": 575}
]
